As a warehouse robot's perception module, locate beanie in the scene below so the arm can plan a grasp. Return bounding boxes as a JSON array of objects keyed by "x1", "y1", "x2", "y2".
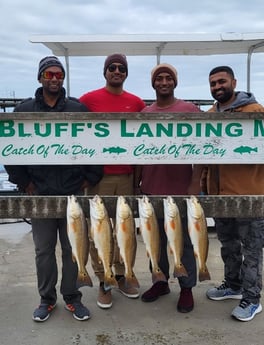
[
  {"x1": 103, "y1": 53, "x2": 128, "y2": 76},
  {"x1": 151, "y1": 63, "x2": 178, "y2": 88},
  {"x1": 38, "y1": 56, "x2": 65, "y2": 80}
]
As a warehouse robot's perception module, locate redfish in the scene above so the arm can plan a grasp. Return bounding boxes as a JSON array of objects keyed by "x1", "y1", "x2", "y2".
[
  {"x1": 89, "y1": 195, "x2": 118, "y2": 289},
  {"x1": 163, "y1": 196, "x2": 188, "y2": 278},
  {"x1": 115, "y1": 196, "x2": 139, "y2": 288},
  {"x1": 137, "y1": 196, "x2": 166, "y2": 283},
  {"x1": 186, "y1": 195, "x2": 211, "y2": 282},
  {"x1": 67, "y1": 195, "x2": 93, "y2": 288}
]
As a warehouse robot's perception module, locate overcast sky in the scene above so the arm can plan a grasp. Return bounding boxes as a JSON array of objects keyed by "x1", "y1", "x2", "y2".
[{"x1": 1, "y1": 0, "x2": 264, "y2": 106}]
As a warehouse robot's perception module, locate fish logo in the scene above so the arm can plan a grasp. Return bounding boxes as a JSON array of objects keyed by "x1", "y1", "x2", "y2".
[
  {"x1": 233, "y1": 146, "x2": 258, "y2": 154},
  {"x1": 103, "y1": 146, "x2": 127, "y2": 154}
]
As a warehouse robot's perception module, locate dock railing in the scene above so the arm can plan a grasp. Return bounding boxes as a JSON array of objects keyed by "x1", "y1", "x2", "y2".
[{"x1": 0, "y1": 111, "x2": 263, "y2": 219}]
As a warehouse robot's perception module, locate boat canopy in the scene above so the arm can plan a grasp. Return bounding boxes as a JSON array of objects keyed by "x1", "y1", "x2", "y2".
[{"x1": 30, "y1": 32, "x2": 264, "y2": 95}]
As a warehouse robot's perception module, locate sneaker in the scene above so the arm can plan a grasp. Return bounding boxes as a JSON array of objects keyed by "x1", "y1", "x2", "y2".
[
  {"x1": 231, "y1": 299, "x2": 262, "y2": 322},
  {"x1": 32, "y1": 303, "x2": 56, "y2": 322},
  {"x1": 65, "y1": 302, "x2": 90, "y2": 321},
  {"x1": 141, "y1": 281, "x2": 170, "y2": 302},
  {"x1": 177, "y1": 288, "x2": 194, "y2": 313},
  {"x1": 206, "y1": 281, "x2": 242, "y2": 301},
  {"x1": 117, "y1": 277, "x2": 140, "y2": 298},
  {"x1": 97, "y1": 283, "x2": 112, "y2": 309}
]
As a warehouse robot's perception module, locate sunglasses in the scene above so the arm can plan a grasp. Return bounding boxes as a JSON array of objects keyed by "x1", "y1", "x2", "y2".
[
  {"x1": 41, "y1": 71, "x2": 65, "y2": 80},
  {"x1": 107, "y1": 64, "x2": 126, "y2": 73}
]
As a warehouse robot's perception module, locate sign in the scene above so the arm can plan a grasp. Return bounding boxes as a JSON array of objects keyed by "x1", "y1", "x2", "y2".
[{"x1": 1, "y1": 112, "x2": 264, "y2": 164}]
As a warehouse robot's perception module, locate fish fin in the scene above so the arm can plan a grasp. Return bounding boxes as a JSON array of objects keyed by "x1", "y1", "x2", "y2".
[
  {"x1": 194, "y1": 221, "x2": 201, "y2": 232},
  {"x1": 173, "y1": 264, "x2": 188, "y2": 278},
  {"x1": 103, "y1": 283, "x2": 112, "y2": 292},
  {"x1": 121, "y1": 221, "x2": 127, "y2": 232},
  {"x1": 169, "y1": 220, "x2": 176, "y2": 230},
  {"x1": 118, "y1": 255, "x2": 124, "y2": 264},
  {"x1": 198, "y1": 266, "x2": 211, "y2": 282},
  {"x1": 152, "y1": 269, "x2": 167, "y2": 284},
  {"x1": 76, "y1": 271, "x2": 93, "y2": 288},
  {"x1": 104, "y1": 272, "x2": 118, "y2": 289},
  {"x1": 193, "y1": 250, "x2": 198, "y2": 259},
  {"x1": 125, "y1": 272, "x2": 140, "y2": 288},
  {"x1": 146, "y1": 220, "x2": 152, "y2": 231}
]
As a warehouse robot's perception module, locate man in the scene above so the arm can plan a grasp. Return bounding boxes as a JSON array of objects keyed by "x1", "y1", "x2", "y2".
[
  {"x1": 5, "y1": 56, "x2": 103, "y2": 322},
  {"x1": 191, "y1": 65, "x2": 264, "y2": 322},
  {"x1": 79, "y1": 53, "x2": 145, "y2": 309},
  {"x1": 134, "y1": 63, "x2": 200, "y2": 313}
]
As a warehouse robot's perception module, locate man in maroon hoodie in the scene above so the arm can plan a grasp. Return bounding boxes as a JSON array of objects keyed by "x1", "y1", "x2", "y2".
[{"x1": 134, "y1": 63, "x2": 200, "y2": 312}]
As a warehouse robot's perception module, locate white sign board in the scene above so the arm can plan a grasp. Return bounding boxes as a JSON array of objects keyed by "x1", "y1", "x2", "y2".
[{"x1": 1, "y1": 113, "x2": 264, "y2": 164}]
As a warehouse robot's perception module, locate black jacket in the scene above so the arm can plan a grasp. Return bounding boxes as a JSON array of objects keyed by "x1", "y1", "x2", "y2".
[{"x1": 5, "y1": 87, "x2": 103, "y2": 195}]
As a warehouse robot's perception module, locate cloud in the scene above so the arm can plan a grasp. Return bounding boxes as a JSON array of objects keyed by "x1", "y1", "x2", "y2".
[{"x1": 1, "y1": 0, "x2": 264, "y2": 104}]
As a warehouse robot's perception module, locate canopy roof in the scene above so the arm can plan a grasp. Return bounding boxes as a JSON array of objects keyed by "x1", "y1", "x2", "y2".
[{"x1": 30, "y1": 32, "x2": 264, "y2": 94}]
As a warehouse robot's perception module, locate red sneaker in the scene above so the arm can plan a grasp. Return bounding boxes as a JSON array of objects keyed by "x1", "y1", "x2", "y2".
[
  {"x1": 177, "y1": 288, "x2": 194, "y2": 313},
  {"x1": 141, "y1": 281, "x2": 170, "y2": 302}
]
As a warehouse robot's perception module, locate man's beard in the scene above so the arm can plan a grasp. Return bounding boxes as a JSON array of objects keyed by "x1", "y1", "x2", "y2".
[{"x1": 212, "y1": 89, "x2": 233, "y2": 103}]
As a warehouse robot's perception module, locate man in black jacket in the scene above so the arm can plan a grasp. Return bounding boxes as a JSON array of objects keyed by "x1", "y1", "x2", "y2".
[{"x1": 5, "y1": 56, "x2": 103, "y2": 322}]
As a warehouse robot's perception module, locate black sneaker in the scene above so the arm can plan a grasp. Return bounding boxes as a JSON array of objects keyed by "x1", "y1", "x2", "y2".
[
  {"x1": 65, "y1": 302, "x2": 90, "y2": 321},
  {"x1": 32, "y1": 303, "x2": 56, "y2": 322}
]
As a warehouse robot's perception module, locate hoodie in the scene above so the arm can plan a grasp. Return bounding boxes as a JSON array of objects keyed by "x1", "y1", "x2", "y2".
[
  {"x1": 190, "y1": 91, "x2": 264, "y2": 195},
  {"x1": 209, "y1": 91, "x2": 263, "y2": 113}
]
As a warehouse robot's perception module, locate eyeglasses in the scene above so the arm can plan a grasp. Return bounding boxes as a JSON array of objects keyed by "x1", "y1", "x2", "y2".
[
  {"x1": 107, "y1": 64, "x2": 126, "y2": 73},
  {"x1": 41, "y1": 71, "x2": 65, "y2": 80}
]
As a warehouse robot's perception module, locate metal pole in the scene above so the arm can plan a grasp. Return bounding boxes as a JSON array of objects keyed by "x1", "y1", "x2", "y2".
[{"x1": 247, "y1": 41, "x2": 264, "y2": 93}]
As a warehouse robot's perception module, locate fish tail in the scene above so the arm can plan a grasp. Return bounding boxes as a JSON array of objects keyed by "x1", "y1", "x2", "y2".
[
  {"x1": 125, "y1": 272, "x2": 140, "y2": 288},
  {"x1": 198, "y1": 266, "x2": 211, "y2": 282},
  {"x1": 173, "y1": 264, "x2": 188, "y2": 278},
  {"x1": 152, "y1": 269, "x2": 167, "y2": 284},
  {"x1": 76, "y1": 271, "x2": 93, "y2": 288},
  {"x1": 104, "y1": 271, "x2": 119, "y2": 289}
]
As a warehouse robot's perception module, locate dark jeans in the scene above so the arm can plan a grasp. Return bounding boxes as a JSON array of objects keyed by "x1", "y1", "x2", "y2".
[
  {"x1": 215, "y1": 217, "x2": 264, "y2": 303},
  {"x1": 31, "y1": 218, "x2": 82, "y2": 305}
]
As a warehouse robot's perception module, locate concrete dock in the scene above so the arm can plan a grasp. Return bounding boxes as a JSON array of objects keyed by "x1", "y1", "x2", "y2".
[{"x1": 0, "y1": 220, "x2": 263, "y2": 345}]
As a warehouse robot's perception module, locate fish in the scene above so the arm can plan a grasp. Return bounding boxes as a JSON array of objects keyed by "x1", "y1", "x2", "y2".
[
  {"x1": 102, "y1": 146, "x2": 127, "y2": 154},
  {"x1": 163, "y1": 196, "x2": 188, "y2": 278},
  {"x1": 115, "y1": 196, "x2": 139, "y2": 288},
  {"x1": 89, "y1": 194, "x2": 118, "y2": 290},
  {"x1": 186, "y1": 195, "x2": 211, "y2": 282},
  {"x1": 233, "y1": 146, "x2": 258, "y2": 154},
  {"x1": 137, "y1": 195, "x2": 167, "y2": 284},
  {"x1": 66, "y1": 195, "x2": 93, "y2": 288}
]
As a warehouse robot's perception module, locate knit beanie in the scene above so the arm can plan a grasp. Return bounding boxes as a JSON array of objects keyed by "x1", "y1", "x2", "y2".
[
  {"x1": 151, "y1": 63, "x2": 178, "y2": 88},
  {"x1": 37, "y1": 56, "x2": 65, "y2": 80},
  {"x1": 103, "y1": 53, "x2": 128, "y2": 76}
]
